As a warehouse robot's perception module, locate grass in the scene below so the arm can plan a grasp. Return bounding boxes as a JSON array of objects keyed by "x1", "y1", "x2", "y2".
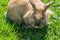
[{"x1": 0, "y1": 0, "x2": 60, "y2": 40}]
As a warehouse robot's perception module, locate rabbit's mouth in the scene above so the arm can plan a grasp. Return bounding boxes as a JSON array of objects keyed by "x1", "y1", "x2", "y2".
[{"x1": 35, "y1": 19, "x2": 41, "y2": 26}]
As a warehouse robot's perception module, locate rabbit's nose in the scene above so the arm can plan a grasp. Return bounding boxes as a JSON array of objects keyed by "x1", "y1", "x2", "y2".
[{"x1": 34, "y1": 13, "x2": 42, "y2": 20}]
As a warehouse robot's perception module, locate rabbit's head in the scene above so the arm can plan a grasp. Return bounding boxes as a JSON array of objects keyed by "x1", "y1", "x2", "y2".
[
  {"x1": 30, "y1": 0, "x2": 54, "y2": 20},
  {"x1": 30, "y1": 0, "x2": 54, "y2": 28}
]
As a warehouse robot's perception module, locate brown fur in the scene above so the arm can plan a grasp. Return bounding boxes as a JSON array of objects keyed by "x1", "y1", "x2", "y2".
[{"x1": 6, "y1": 0, "x2": 53, "y2": 28}]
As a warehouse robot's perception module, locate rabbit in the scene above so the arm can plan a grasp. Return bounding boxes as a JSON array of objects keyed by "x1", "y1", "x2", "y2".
[{"x1": 6, "y1": 0, "x2": 54, "y2": 28}]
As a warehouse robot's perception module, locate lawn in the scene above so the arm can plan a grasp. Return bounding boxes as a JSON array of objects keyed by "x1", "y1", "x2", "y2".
[{"x1": 0, "y1": 0, "x2": 60, "y2": 40}]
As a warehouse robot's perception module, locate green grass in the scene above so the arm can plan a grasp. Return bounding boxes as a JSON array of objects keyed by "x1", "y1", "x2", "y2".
[{"x1": 0, "y1": 0, "x2": 60, "y2": 40}]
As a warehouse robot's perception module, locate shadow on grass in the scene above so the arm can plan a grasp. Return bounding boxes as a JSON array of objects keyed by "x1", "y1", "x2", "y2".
[{"x1": 6, "y1": 18, "x2": 48, "y2": 40}]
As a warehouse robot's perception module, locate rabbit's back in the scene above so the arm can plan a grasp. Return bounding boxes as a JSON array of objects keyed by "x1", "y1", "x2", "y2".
[{"x1": 6, "y1": 0, "x2": 32, "y2": 24}]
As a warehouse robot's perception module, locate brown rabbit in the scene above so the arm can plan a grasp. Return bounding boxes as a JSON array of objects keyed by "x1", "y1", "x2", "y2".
[{"x1": 6, "y1": 0, "x2": 54, "y2": 28}]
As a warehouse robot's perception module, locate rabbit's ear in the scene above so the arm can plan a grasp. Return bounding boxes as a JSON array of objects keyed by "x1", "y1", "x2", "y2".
[
  {"x1": 29, "y1": 0, "x2": 36, "y2": 9},
  {"x1": 44, "y1": 1, "x2": 54, "y2": 10},
  {"x1": 23, "y1": 10, "x2": 32, "y2": 19}
]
